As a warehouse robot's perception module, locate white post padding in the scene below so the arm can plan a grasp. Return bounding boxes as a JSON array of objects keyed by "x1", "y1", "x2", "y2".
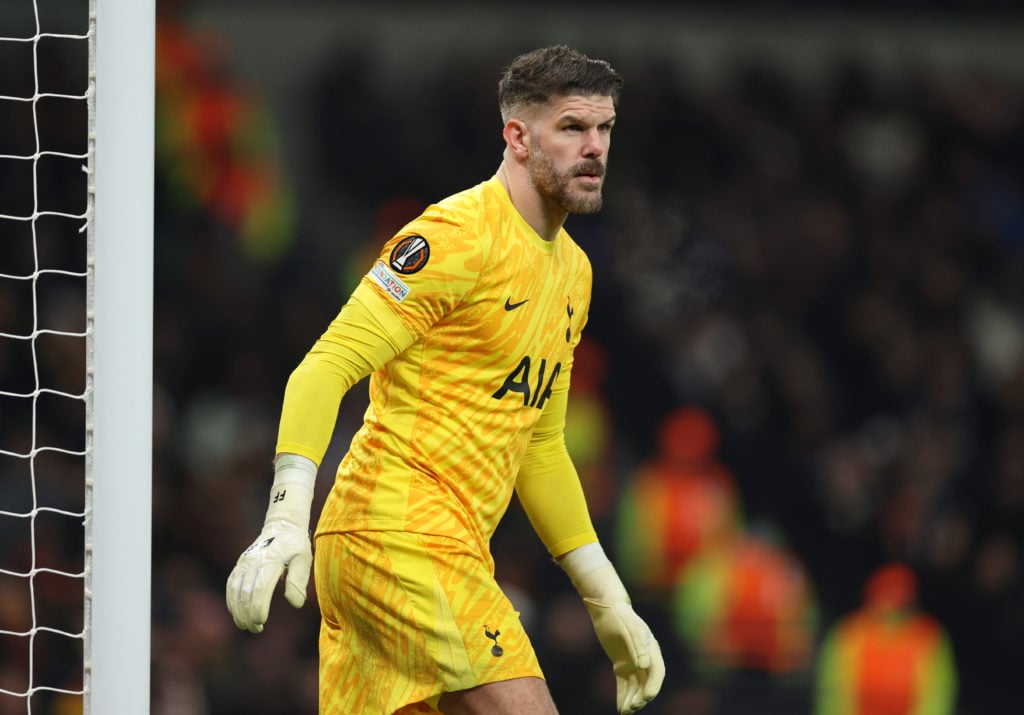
[{"x1": 88, "y1": 0, "x2": 154, "y2": 712}]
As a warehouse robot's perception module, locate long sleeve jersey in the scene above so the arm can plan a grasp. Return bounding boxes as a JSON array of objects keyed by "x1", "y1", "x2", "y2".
[{"x1": 277, "y1": 176, "x2": 598, "y2": 561}]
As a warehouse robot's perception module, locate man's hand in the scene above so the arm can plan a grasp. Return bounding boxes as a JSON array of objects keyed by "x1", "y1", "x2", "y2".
[
  {"x1": 583, "y1": 590, "x2": 665, "y2": 714},
  {"x1": 225, "y1": 454, "x2": 316, "y2": 633},
  {"x1": 559, "y1": 543, "x2": 665, "y2": 714}
]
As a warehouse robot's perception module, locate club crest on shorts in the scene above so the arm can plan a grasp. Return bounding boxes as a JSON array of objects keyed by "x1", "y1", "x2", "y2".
[
  {"x1": 484, "y1": 626, "x2": 503, "y2": 657},
  {"x1": 389, "y1": 235, "x2": 430, "y2": 274}
]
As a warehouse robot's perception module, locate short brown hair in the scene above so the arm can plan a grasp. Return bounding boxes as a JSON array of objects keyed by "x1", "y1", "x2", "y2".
[{"x1": 498, "y1": 45, "x2": 623, "y2": 122}]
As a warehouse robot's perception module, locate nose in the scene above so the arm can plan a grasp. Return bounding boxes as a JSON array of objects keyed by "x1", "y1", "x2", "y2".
[{"x1": 582, "y1": 127, "x2": 606, "y2": 158}]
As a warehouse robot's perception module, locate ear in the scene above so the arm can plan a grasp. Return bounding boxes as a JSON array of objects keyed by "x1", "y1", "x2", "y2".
[{"x1": 502, "y1": 119, "x2": 530, "y2": 160}]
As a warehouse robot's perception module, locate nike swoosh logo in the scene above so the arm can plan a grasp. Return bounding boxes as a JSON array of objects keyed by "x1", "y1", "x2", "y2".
[{"x1": 504, "y1": 297, "x2": 529, "y2": 311}]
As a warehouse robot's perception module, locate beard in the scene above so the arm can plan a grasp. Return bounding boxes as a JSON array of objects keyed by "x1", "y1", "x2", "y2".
[{"x1": 527, "y1": 146, "x2": 606, "y2": 215}]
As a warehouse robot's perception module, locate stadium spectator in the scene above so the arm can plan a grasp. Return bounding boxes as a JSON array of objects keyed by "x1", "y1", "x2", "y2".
[
  {"x1": 671, "y1": 525, "x2": 818, "y2": 714},
  {"x1": 616, "y1": 405, "x2": 743, "y2": 599},
  {"x1": 672, "y1": 526, "x2": 818, "y2": 675},
  {"x1": 814, "y1": 563, "x2": 958, "y2": 715}
]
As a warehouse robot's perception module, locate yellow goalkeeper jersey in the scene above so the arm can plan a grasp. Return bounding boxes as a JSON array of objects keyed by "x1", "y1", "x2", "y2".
[{"x1": 285, "y1": 176, "x2": 593, "y2": 557}]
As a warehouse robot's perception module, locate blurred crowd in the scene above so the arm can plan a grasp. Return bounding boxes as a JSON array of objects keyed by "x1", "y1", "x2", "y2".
[{"x1": 3, "y1": 4, "x2": 1024, "y2": 715}]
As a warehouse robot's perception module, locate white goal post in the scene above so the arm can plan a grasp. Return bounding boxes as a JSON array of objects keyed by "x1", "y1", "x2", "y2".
[
  {"x1": 86, "y1": 0, "x2": 154, "y2": 713},
  {"x1": 0, "y1": 0, "x2": 152, "y2": 711}
]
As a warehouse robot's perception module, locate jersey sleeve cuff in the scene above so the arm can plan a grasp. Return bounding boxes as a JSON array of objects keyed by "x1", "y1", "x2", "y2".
[{"x1": 548, "y1": 531, "x2": 599, "y2": 561}]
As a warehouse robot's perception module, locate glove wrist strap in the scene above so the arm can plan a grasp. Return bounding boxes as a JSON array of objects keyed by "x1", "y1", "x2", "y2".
[
  {"x1": 264, "y1": 453, "x2": 316, "y2": 527},
  {"x1": 559, "y1": 542, "x2": 630, "y2": 605},
  {"x1": 272, "y1": 453, "x2": 317, "y2": 489}
]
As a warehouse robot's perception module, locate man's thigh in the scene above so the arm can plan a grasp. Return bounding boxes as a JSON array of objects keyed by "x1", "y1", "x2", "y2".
[
  {"x1": 315, "y1": 530, "x2": 544, "y2": 714},
  {"x1": 439, "y1": 676, "x2": 558, "y2": 715}
]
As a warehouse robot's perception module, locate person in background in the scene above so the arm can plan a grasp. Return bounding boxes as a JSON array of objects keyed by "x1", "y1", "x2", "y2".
[
  {"x1": 672, "y1": 524, "x2": 818, "y2": 714},
  {"x1": 617, "y1": 406, "x2": 743, "y2": 599},
  {"x1": 815, "y1": 563, "x2": 958, "y2": 715},
  {"x1": 673, "y1": 524, "x2": 817, "y2": 679}
]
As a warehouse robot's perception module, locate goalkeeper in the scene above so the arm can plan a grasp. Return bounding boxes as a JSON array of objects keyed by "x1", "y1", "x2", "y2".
[{"x1": 226, "y1": 45, "x2": 664, "y2": 715}]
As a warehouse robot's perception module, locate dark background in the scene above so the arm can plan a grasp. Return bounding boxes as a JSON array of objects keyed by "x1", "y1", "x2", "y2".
[{"x1": 1, "y1": 1, "x2": 1023, "y2": 713}]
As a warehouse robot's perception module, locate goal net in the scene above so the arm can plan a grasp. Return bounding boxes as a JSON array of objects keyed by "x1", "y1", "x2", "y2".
[{"x1": 0, "y1": 0, "x2": 153, "y2": 712}]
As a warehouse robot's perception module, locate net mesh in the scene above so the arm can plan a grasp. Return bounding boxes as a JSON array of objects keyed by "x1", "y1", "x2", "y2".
[{"x1": 0, "y1": 1, "x2": 93, "y2": 712}]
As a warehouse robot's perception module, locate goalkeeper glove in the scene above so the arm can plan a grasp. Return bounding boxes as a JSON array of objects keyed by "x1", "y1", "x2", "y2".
[
  {"x1": 226, "y1": 453, "x2": 316, "y2": 633},
  {"x1": 560, "y1": 542, "x2": 665, "y2": 714}
]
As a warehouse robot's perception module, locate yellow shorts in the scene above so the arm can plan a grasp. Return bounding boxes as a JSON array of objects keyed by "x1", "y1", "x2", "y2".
[{"x1": 314, "y1": 530, "x2": 544, "y2": 715}]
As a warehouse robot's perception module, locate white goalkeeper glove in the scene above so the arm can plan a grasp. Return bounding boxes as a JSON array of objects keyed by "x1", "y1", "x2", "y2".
[
  {"x1": 226, "y1": 453, "x2": 316, "y2": 633},
  {"x1": 560, "y1": 542, "x2": 665, "y2": 714}
]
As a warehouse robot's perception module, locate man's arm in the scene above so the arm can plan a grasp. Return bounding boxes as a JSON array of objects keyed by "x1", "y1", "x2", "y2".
[
  {"x1": 515, "y1": 385, "x2": 597, "y2": 555},
  {"x1": 226, "y1": 285, "x2": 416, "y2": 633},
  {"x1": 515, "y1": 382, "x2": 665, "y2": 714},
  {"x1": 276, "y1": 286, "x2": 417, "y2": 462}
]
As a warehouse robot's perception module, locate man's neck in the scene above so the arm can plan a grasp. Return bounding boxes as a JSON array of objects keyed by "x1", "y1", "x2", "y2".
[{"x1": 496, "y1": 160, "x2": 566, "y2": 242}]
